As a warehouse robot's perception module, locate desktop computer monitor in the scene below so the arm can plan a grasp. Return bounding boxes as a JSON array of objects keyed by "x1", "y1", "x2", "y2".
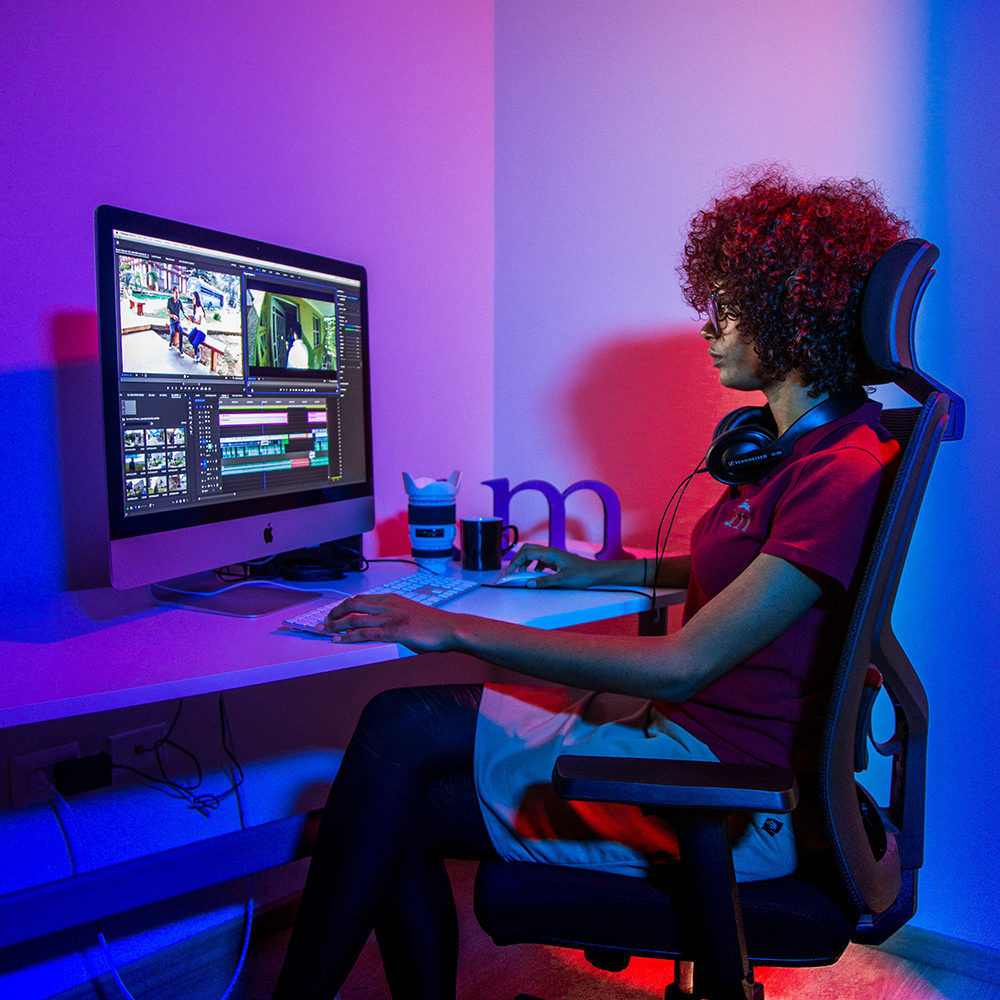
[{"x1": 95, "y1": 206, "x2": 374, "y2": 604}]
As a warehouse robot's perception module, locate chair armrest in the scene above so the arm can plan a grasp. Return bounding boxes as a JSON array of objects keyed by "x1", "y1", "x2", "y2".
[
  {"x1": 554, "y1": 755, "x2": 798, "y2": 991},
  {"x1": 553, "y1": 755, "x2": 798, "y2": 814}
]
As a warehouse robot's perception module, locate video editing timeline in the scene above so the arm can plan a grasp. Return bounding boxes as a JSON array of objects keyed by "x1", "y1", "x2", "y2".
[{"x1": 218, "y1": 398, "x2": 333, "y2": 485}]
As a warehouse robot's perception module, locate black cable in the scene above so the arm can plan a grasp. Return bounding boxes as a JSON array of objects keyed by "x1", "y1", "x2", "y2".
[
  {"x1": 109, "y1": 697, "x2": 245, "y2": 814},
  {"x1": 152, "y1": 700, "x2": 203, "y2": 795},
  {"x1": 276, "y1": 540, "x2": 367, "y2": 581},
  {"x1": 56, "y1": 697, "x2": 255, "y2": 1000},
  {"x1": 365, "y1": 556, "x2": 424, "y2": 570},
  {"x1": 110, "y1": 763, "x2": 201, "y2": 803},
  {"x1": 215, "y1": 545, "x2": 425, "y2": 587},
  {"x1": 215, "y1": 558, "x2": 282, "y2": 583},
  {"x1": 649, "y1": 463, "x2": 708, "y2": 621},
  {"x1": 218, "y1": 695, "x2": 245, "y2": 798},
  {"x1": 480, "y1": 583, "x2": 653, "y2": 601}
]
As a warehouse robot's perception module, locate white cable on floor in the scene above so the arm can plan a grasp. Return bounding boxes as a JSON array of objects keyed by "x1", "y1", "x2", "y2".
[{"x1": 46, "y1": 767, "x2": 253, "y2": 1000}]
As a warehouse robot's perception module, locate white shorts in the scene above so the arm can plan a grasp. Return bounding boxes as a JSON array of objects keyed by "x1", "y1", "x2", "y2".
[{"x1": 473, "y1": 683, "x2": 797, "y2": 882}]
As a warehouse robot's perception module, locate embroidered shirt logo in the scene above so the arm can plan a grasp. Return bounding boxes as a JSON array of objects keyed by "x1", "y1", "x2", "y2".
[
  {"x1": 762, "y1": 818, "x2": 783, "y2": 837},
  {"x1": 725, "y1": 500, "x2": 752, "y2": 532}
]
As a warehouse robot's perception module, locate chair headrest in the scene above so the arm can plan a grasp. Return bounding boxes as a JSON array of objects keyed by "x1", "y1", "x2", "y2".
[
  {"x1": 857, "y1": 238, "x2": 964, "y2": 440},
  {"x1": 857, "y1": 239, "x2": 938, "y2": 385}
]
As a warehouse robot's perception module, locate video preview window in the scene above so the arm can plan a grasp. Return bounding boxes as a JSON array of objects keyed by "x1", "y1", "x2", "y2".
[
  {"x1": 244, "y1": 279, "x2": 339, "y2": 386},
  {"x1": 117, "y1": 255, "x2": 245, "y2": 378}
]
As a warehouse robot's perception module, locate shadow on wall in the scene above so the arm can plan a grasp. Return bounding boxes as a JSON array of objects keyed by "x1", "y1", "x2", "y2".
[
  {"x1": 562, "y1": 325, "x2": 765, "y2": 552},
  {"x1": 53, "y1": 311, "x2": 110, "y2": 591},
  {"x1": 373, "y1": 510, "x2": 410, "y2": 558}
]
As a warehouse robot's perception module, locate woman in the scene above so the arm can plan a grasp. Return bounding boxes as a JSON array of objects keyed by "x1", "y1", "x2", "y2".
[
  {"x1": 272, "y1": 168, "x2": 910, "y2": 1000},
  {"x1": 187, "y1": 291, "x2": 207, "y2": 362}
]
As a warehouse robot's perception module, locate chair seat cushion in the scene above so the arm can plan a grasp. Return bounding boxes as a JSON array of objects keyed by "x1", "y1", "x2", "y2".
[{"x1": 474, "y1": 860, "x2": 858, "y2": 967}]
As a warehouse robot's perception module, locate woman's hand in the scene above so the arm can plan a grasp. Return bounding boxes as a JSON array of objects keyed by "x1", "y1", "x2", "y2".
[
  {"x1": 324, "y1": 594, "x2": 460, "y2": 651},
  {"x1": 504, "y1": 544, "x2": 602, "y2": 588}
]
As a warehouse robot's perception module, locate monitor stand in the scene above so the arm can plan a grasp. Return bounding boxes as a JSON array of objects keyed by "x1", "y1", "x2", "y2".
[{"x1": 149, "y1": 571, "x2": 321, "y2": 618}]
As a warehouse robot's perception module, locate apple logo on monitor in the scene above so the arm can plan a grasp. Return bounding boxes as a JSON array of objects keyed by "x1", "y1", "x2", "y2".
[{"x1": 264, "y1": 523, "x2": 273, "y2": 544}]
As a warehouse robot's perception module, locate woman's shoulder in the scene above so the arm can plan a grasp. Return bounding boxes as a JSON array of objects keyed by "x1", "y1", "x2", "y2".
[
  {"x1": 796, "y1": 400, "x2": 899, "y2": 470},
  {"x1": 754, "y1": 401, "x2": 899, "y2": 509}
]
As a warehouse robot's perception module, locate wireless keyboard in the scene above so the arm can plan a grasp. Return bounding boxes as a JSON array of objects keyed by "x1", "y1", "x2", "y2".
[{"x1": 283, "y1": 571, "x2": 482, "y2": 634}]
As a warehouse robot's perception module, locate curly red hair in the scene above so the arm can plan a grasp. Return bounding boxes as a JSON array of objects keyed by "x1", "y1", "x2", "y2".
[{"x1": 679, "y1": 167, "x2": 912, "y2": 395}]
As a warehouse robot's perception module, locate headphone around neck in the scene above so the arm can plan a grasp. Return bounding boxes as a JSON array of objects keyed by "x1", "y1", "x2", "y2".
[{"x1": 705, "y1": 386, "x2": 869, "y2": 486}]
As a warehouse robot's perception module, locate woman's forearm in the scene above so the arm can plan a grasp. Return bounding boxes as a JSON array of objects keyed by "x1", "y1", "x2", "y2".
[
  {"x1": 516, "y1": 550, "x2": 691, "y2": 590},
  {"x1": 653, "y1": 554, "x2": 691, "y2": 589},
  {"x1": 447, "y1": 552, "x2": 816, "y2": 702},
  {"x1": 448, "y1": 613, "x2": 697, "y2": 701},
  {"x1": 327, "y1": 554, "x2": 819, "y2": 703},
  {"x1": 596, "y1": 553, "x2": 691, "y2": 589}
]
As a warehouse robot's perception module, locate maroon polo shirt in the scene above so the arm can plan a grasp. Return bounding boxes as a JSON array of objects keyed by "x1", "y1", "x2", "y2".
[{"x1": 657, "y1": 401, "x2": 899, "y2": 772}]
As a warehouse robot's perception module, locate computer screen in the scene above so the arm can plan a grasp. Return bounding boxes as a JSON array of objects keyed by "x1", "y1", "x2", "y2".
[{"x1": 95, "y1": 206, "x2": 374, "y2": 593}]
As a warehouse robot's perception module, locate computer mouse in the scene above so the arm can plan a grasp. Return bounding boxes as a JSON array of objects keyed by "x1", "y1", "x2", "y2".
[{"x1": 494, "y1": 569, "x2": 553, "y2": 587}]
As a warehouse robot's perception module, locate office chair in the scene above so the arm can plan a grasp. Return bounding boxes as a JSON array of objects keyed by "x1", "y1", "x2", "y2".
[{"x1": 473, "y1": 240, "x2": 965, "y2": 1000}]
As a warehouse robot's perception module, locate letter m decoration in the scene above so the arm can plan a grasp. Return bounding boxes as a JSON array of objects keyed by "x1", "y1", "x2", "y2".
[{"x1": 482, "y1": 479, "x2": 632, "y2": 560}]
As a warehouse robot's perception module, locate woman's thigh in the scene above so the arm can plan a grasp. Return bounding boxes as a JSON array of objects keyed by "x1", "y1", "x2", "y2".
[{"x1": 411, "y1": 765, "x2": 498, "y2": 863}]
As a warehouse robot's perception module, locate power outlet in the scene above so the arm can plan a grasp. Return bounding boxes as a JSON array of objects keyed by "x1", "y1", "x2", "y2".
[
  {"x1": 107, "y1": 724, "x2": 167, "y2": 777},
  {"x1": 10, "y1": 743, "x2": 81, "y2": 807}
]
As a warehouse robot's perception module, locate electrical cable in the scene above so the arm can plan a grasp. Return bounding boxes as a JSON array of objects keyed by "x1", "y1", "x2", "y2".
[
  {"x1": 649, "y1": 462, "x2": 708, "y2": 622},
  {"x1": 480, "y1": 583, "x2": 654, "y2": 601},
  {"x1": 214, "y1": 558, "x2": 282, "y2": 583},
  {"x1": 364, "y1": 556, "x2": 426, "y2": 570},
  {"x1": 150, "y1": 577, "x2": 304, "y2": 599},
  {"x1": 214, "y1": 544, "x2": 424, "y2": 589},
  {"x1": 217, "y1": 541, "x2": 372, "y2": 584},
  {"x1": 109, "y1": 700, "x2": 245, "y2": 815},
  {"x1": 47, "y1": 725, "x2": 254, "y2": 1000},
  {"x1": 283, "y1": 542, "x2": 371, "y2": 579}
]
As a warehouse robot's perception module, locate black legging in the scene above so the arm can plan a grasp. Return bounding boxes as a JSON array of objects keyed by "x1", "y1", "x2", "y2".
[{"x1": 272, "y1": 684, "x2": 498, "y2": 1000}]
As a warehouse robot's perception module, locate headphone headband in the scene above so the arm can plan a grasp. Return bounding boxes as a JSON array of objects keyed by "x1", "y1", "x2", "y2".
[{"x1": 706, "y1": 387, "x2": 868, "y2": 485}]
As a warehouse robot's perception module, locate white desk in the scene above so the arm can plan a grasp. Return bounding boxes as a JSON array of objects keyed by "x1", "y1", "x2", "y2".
[
  {"x1": 0, "y1": 562, "x2": 684, "y2": 728},
  {"x1": 0, "y1": 561, "x2": 685, "y2": 950}
]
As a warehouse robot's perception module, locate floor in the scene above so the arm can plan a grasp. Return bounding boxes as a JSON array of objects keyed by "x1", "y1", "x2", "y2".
[{"x1": 55, "y1": 861, "x2": 1000, "y2": 1000}]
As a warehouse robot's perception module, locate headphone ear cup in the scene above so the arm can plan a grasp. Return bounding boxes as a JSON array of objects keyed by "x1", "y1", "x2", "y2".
[{"x1": 706, "y1": 424, "x2": 777, "y2": 484}]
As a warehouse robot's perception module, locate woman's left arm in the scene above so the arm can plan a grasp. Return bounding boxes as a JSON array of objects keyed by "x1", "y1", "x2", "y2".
[{"x1": 325, "y1": 553, "x2": 821, "y2": 701}]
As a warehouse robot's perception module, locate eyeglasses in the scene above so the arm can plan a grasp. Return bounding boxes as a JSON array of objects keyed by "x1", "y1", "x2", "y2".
[
  {"x1": 706, "y1": 291, "x2": 724, "y2": 335},
  {"x1": 706, "y1": 291, "x2": 739, "y2": 334}
]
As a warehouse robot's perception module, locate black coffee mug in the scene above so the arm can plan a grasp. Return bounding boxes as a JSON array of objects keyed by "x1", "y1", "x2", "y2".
[{"x1": 460, "y1": 518, "x2": 518, "y2": 571}]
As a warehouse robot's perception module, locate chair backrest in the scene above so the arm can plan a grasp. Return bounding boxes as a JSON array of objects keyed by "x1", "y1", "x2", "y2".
[{"x1": 819, "y1": 239, "x2": 962, "y2": 941}]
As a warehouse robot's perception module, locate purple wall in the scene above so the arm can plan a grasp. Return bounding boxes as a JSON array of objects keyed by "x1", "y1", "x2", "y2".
[
  {"x1": 0, "y1": 0, "x2": 495, "y2": 594},
  {"x1": 1, "y1": 3, "x2": 493, "y2": 993}
]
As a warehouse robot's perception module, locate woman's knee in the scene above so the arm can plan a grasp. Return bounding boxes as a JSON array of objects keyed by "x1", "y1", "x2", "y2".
[
  {"x1": 359, "y1": 685, "x2": 479, "y2": 730},
  {"x1": 352, "y1": 685, "x2": 482, "y2": 766}
]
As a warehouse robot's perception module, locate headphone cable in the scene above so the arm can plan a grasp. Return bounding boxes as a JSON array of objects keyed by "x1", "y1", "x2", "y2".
[{"x1": 649, "y1": 462, "x2": 707, "y2": 620}]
